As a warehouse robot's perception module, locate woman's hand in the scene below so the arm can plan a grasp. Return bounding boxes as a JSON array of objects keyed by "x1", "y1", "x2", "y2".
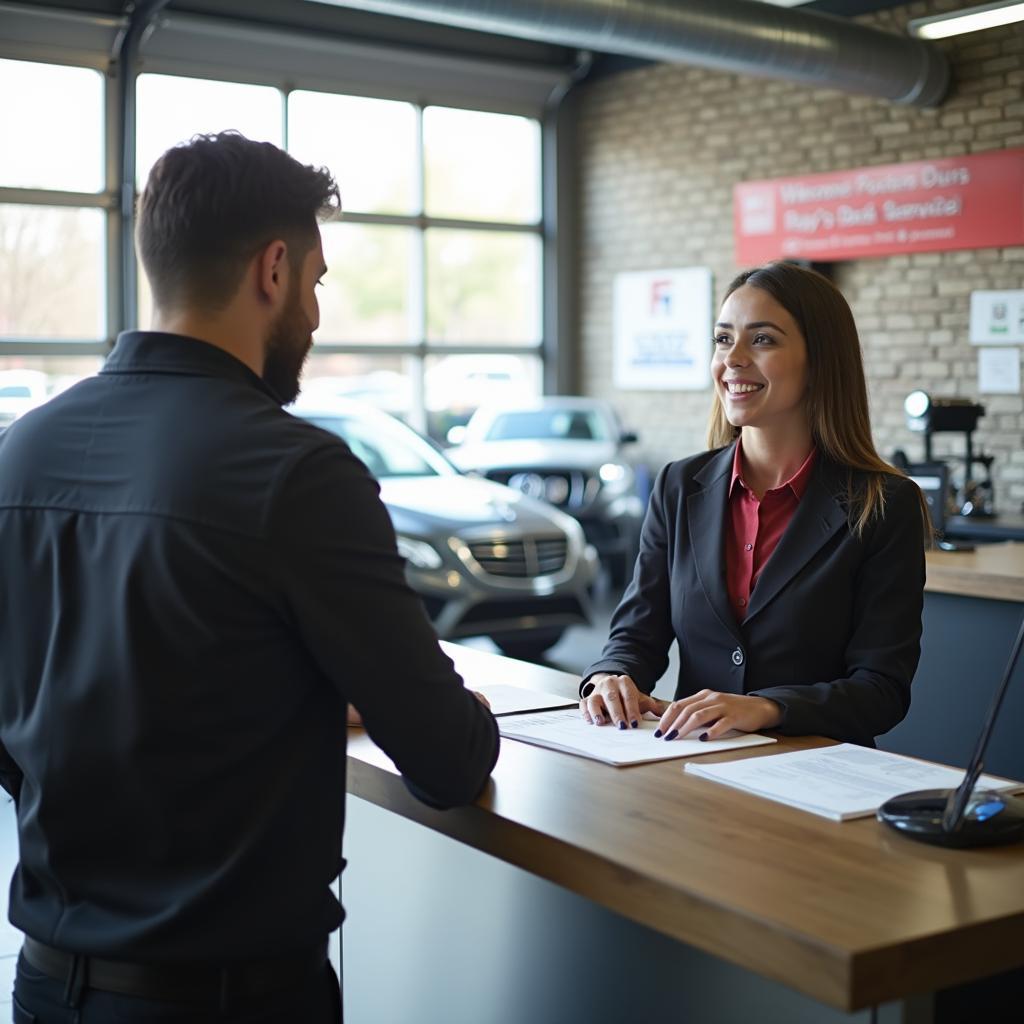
[
  {"x1": 654, "y1": 690, "x2": 781, "y2": 741},
  {"x1": 579, "y1": 673, "x2": 663, "y2": 729}
]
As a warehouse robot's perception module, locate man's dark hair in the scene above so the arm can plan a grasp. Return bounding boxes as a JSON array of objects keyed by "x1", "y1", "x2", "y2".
[{"x1": 136, "y1": 131, "x2": 340, "y2": 314}]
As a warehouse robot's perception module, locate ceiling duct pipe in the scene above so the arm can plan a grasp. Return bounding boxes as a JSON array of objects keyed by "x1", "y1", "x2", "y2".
[{"x1": 310, "y1": 0, "x2": 950, "y2": 107}]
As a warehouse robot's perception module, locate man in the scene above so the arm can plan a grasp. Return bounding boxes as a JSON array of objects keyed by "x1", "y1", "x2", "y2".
[{"x1": 0, "y1": 132, "x2": 499, "y2": 1023}]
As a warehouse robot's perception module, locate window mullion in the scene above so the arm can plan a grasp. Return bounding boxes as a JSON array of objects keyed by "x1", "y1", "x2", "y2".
[
  {"x1": 0, "y1": 188, "x2": 113, "y2": 209},
  {"x1": 105, "y1": 61, "x2": 122, "y2": 344},
  {"x1": 409, "y1": 101, "x2": 428, "y2": 435}
]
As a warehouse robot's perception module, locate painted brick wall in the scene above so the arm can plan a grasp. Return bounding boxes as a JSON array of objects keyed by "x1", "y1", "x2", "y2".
[{"x1": 576, "y1": 0, "x2": 1024, "y2": 513}]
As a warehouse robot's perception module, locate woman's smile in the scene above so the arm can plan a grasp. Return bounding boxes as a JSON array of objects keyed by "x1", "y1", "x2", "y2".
[{"x1": 712, "y1": 284, "x2": 809, "y2": 433}]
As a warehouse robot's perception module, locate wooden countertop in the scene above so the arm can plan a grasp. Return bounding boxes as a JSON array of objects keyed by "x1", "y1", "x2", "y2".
[
  {"x1": 925, "y1": 541, "x2": 1024, "y2": 602},
  {"x1": 347, "y1": 643, "x2": 1024, "y2": 1013}
]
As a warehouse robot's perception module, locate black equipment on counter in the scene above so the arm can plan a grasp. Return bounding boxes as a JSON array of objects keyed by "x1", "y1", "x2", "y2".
[
  {"x1": 903, "y1": 391, "x2": 994, "y2": 517},
  {"x1": 877, "y1": 612, "x2": 1024, "y2": 848}
]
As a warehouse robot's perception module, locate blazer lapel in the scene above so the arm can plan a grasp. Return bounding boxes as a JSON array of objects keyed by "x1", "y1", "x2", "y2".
[
  {"x1": 744, "y1": 458, "x2": 848, "y2": 622},
  {"x1": 687, "y1": 445, "x2": 742, "y2": 642}
]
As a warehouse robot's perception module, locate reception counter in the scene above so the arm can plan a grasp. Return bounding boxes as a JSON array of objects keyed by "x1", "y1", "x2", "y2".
[
  {"x1": 342, "y1": 643, "x2": 1024, "y2": 1024},
  {"x1": 923, "y1": 541, "x2": 1024, "y2": 603},
  {"x1": 880, "y1": 542, "x2": 1024, "y2": 780}
]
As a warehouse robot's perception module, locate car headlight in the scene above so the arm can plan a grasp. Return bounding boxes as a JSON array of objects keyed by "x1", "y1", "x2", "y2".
[
  {"x1": 544, "y1": 475, "x2": 570, "y2": 504},
  {"x1": 396, "y1": 535, "x2": 443, "y2": 570},
  {"x1": 598, "y1": 462, "x2": 634, "y2": 496}
]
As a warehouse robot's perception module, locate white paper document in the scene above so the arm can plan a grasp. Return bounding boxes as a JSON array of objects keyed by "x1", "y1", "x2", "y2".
[
  {"x1": 475, "y1": 684, "x2": 576, "y2": 717},
  {"x1": 498, "y1": 707, "x2": 776, "y2": 766},
  {"x1": 684, "y1": 743, "x2": 1022, "y2": 821}
]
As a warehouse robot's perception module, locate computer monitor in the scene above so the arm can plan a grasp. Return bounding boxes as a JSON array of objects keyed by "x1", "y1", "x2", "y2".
[{"x1": 905, "y1": 461, "x2": 948, "y2": 536}]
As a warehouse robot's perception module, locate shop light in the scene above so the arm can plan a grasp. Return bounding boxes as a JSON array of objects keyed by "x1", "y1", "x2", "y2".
[{"x1": 908, "y1": 0, "x2": 1024, "y2": 39}]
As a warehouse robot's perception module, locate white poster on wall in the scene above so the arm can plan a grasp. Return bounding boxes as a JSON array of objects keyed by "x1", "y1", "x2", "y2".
[
  {"x1": 978, "y1": 347, "x2": 1021, "y2": 394},
  {"x1": 613, "y1": 267, "x2": 712, "y2": 390},
  {"x1": 969, "y1": 290, "x2": 1024, "y2": 344}
]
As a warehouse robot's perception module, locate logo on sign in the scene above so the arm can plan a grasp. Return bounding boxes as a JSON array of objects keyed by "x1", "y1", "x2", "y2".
[
  {"x1": 650, "y1": 279, "x2": 673, "y2": 317},
  {"x1": 741, "y1": 188, "x2": 776, "y2": 235}
]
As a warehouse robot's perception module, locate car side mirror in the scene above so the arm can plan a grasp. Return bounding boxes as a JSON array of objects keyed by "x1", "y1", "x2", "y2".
[
  {"x1": 446, "y1": 425, "x2": 467, "y2": 446},
  {"x1": 619, "y1": 431, "x2": 639, "y2": 445}
]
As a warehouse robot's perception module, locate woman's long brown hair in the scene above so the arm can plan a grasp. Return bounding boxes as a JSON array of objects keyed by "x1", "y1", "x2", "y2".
[{"x1": 707, "y1": 262, "x2": 931, "y2": 541}]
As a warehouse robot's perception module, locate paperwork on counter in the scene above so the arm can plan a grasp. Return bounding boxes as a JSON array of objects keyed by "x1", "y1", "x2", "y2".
[
  {"x1": 498, "y1": 707, "x2": 776, "y2": 766},
  {"x1": 476, "y1": 683, "x2": 576, "y2": 717},
  {"x1": 684, "y1": 743, "x2": 1022, "y2": 821}
]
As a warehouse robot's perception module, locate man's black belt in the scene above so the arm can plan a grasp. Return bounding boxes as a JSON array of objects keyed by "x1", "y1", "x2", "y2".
[{"x1": 22, "y1": 935, "x2": 329, "y2": 1006}]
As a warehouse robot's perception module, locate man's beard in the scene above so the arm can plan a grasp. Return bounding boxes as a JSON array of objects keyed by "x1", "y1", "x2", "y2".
[{"x1": 263, "y1": 287, "x2": 313, "y2": 406}]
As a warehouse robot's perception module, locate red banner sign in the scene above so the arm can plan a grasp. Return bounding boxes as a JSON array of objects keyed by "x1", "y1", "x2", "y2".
[{"x1": 734, "y1": 149, "x2": 1024, "y2": 263}]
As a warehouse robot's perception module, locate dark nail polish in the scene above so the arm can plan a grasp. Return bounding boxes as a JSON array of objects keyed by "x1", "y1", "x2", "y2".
[
  {"x1": 631, "y1": 720, "x2": 639, "y2": 729},
  {"x1": 665, "y1": 729, "x2": 679, "y2": 741},
  {"x1": 654, "y1": 729, "x2": 662, "y2": 738},
  {"x1": 699, "y1": 732, "x2": 709, "y2": 742},
  {"x1": 618, "y1": 721, "x2": 626, "y2": 731}
]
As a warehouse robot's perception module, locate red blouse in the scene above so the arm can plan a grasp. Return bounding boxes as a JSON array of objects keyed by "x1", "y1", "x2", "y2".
[{"x1": 726, "y1": 442, "x2": 817, "y2": 623}]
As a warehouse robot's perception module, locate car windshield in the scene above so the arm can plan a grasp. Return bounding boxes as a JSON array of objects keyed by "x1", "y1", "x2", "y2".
[
  {"x1": 484, "y1": 409, "x2": 610, "y2": 442},
  {"x1": 300, "y1": 414, "x2": 453, "y2": 479}
]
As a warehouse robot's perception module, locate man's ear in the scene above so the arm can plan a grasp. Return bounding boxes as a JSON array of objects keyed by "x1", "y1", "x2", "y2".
[{"x1": 256, "y1": 240, "x2": 289, "y2": 307}]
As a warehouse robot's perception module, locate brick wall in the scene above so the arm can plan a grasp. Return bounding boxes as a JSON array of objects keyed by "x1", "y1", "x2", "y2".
[{"x1": 576, "y1": 0, "x2": 1024, "y2": 512}]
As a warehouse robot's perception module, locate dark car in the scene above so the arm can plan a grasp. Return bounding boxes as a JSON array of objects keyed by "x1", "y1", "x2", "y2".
[
  {"x1": 448, "y1": 397, "x2": 647, "y2": 586},
  {"x1": 291, "y1": 398, "x2": 598, "y2": 660}
]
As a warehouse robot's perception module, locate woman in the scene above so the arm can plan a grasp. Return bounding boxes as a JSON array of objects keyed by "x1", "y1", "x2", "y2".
[{"x1": 580, "y1": 262, "x2": 930, "y2": 747}]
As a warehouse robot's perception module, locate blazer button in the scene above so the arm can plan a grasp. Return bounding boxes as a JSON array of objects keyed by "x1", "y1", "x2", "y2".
[{"x1": 731, "y1": 647, "x2": 744, "y2": 666}]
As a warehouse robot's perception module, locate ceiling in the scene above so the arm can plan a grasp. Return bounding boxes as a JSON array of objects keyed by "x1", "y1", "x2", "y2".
[
  {"x1": 13, "y1": 0, "x2": 938, "y2": 95},
  {"x1": 19, "y1": 0, "x2": 926, "y2": 53}
]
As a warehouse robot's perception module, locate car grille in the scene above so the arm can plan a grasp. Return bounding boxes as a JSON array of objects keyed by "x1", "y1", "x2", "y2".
[
  {"x1": 458, "y1": 596, "x2": 586, "y2": 627},
  {"x1": 486, "y1": 468, "x2": 600, "y2": 510},
  {"x1": 466, "y1": 536, "x2": 568, "y2": 578}
]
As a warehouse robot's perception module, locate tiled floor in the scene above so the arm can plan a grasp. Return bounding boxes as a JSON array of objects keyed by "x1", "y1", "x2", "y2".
[{"x1": 0, "y1": 574, "x2": 666, "y2": 1016}]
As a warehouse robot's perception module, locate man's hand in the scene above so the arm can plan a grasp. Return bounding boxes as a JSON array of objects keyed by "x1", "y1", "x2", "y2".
[
  {"x1": 579, "y1": 672, "x2": 662, "y2": 729},
  {"x1": 471, "y1": 690, "x2": 491, "y2": 711},
  {"x1": 653, "y1": 690, "x2": 781, "y2": 740}
]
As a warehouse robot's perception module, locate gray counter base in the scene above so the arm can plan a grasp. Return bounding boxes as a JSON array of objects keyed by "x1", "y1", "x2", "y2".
[
  {"x1": 340, "y1": 796, "x2": 926, "y2": 1024},
  {"x1": 880, "y1": 592, "x2": 1023, "y2": 781}
]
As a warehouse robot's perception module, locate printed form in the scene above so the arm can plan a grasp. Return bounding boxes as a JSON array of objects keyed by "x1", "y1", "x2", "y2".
[
  {"x1": 499, "y1": 708, "x2": 776, "y2": 766},
  {"x1": 475, "y1": 684, "x2": 576, "y2": 717},
  {"x1": 684, "y1": 743, "x2": 1023, "y2": 820}
]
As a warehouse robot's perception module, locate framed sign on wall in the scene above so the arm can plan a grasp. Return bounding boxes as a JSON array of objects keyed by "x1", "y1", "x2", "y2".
[
  {"x1": 613, "y1": 267, "x2": 712, "y2": 391},
  {"x1": 970, "y1": 290, "x2": 1024, "y2": 345}
]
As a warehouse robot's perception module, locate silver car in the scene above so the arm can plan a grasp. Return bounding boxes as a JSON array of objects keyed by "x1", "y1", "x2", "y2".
[
  {"x1": 292, "y1": 399, "x2": 598, "y2": 660},
  {"x1": 448, "y1": 397, "x2": 647, "y2": 587}
]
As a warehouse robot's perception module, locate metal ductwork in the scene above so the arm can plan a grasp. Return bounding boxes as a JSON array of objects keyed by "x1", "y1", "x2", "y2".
[{"x1": 309, "y1": 0, "x2": 951, "y2": 107}]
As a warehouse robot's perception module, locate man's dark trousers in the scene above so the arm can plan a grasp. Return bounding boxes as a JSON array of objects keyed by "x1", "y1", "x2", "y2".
[{"x1": 12, "y1": 954, "x2": 342, "y2": 1023}]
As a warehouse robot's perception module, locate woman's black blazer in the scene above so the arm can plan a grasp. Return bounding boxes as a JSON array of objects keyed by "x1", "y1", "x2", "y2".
[{"x1": 584, "y1": 443, "x2": 926, "y2": 746}]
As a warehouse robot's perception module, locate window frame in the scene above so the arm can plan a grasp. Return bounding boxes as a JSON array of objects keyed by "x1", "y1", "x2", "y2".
[
  {"x1": 0, "y1": 4, "x2": 574, "y2": 423},
  {"x1": 0, "y1": 52, "x2": 120, "y2": 356}
]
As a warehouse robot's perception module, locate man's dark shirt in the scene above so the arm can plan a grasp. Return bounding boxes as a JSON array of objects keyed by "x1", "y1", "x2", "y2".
[{"x1": 0, "y1": 332, "x2": 499, "y2": 962}]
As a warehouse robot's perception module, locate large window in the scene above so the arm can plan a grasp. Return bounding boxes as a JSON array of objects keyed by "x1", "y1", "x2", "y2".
[
  {"x1": 134, "y1": 74, "x2": 545, "y2": 438},
  {"x1": 134, "y1": 75, "x2": 283, "y2": 188},
  {"x1": 0, "y1": 58, "x2": 108, "y2": 406},
  {"x1": 0, "y1": 59, "x2": 105, "y2": 194},
  {"x1": 0, "y1": 205, "x2": 106, "y2": 339},
  {"x1": 1, "y1": 55, "x2": 546, "y2": 439}
]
